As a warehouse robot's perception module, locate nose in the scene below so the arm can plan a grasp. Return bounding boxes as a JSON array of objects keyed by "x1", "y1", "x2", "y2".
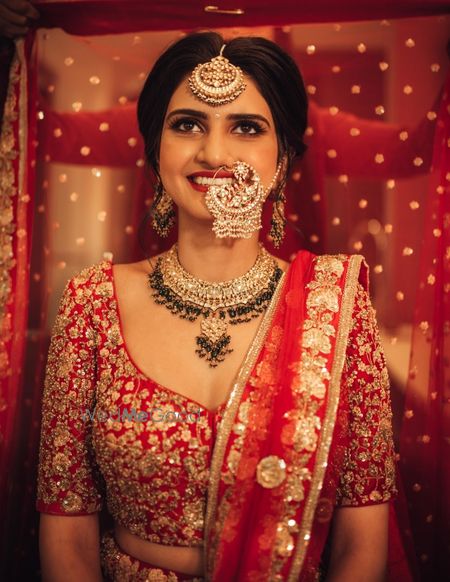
[{"x1": 195, "y1": 127, "x2": 234, "y2": 169}]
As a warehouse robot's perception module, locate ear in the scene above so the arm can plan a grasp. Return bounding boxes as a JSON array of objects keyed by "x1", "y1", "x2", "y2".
[
  {"x1": 266, "y1": 155, "x2": 288, "y2": 202},
  {"x1": 275, "y1": 154, "x2": 289, "y2": 190}
]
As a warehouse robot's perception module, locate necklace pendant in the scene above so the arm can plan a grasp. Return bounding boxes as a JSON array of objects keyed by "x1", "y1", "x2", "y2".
[
  {"x1": 200, "y1": 316, "x2": 228, "y2": 343},
  {"x1": 195, "y1": 317, "x2": 233, "y2": 367}
]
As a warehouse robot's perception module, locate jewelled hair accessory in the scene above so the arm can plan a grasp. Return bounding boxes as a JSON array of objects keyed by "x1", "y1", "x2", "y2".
[
  {"x1": 188, "y1": 44, "x2": 246, "y2": 106},
  {"x1": 148, "y1": 244, "x2": 283, "y2": 367}
]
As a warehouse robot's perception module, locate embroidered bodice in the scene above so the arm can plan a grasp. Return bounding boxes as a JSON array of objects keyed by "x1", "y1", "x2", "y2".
[
  {"x1": 36, "y1": 256, "x2": 397, "y2": 548},
  {"x1": 36, "y1": 259, "x2": 227, "y2": 546}
]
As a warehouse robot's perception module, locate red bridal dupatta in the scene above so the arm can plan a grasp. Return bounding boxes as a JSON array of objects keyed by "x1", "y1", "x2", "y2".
[{"x1": 204, "y1": 249, "x2": 397, "y2": 581}]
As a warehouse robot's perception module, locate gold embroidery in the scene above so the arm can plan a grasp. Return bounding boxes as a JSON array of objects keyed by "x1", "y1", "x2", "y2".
[
  {"x1": 256, "y1": 455, "x2": 287, "y2": 489},
  {"x1": 100, "y1": 530, "x2": 204, "y2": 581},
  {"x1": 37, "y1": 260, "x2": 215, "y2": 546},
  {"x1": 36, "y1": 265, "x2": 104, "y2": 514},
  {"x1": 257, "y1": 255, "x2": 354, "y2": 577},
  {"x1": 0, "y1": 45, "x2": 20, "y2": 391},
  {"x1": 336, "y1": 283, "x2": 397, "y2": 506},
  {"x1": 287, "y1": 255, "x2": 363, "y2": 580}
]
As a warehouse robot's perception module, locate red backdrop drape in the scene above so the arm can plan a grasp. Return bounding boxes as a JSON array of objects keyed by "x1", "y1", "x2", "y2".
[{"x1": 0, "y1": 2, "x2": 449, "y2": 580}]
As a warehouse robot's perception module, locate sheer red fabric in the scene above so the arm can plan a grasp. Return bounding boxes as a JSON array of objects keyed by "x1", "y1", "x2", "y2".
[
  {"x1": 399, "y1": 73, "x2": 450, "y2": 580},
  {"x1": 206, "y1": 252, "x2": 400, "y2": 580}
]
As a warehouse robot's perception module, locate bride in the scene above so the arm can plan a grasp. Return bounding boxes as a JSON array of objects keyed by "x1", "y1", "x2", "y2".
[{"x1": 37, "y1": 31, "x2": 396, "y2": 581}]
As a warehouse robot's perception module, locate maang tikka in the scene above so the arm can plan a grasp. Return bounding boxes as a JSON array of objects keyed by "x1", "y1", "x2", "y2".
[{"x1": 188, "y1": 44, "x2": 246, "y2": 106}]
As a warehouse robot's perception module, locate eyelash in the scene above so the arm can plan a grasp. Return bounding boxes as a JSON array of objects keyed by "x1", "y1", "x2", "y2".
[{"x1": 168, "y1": 117, "x2": 267, "y2": 136}]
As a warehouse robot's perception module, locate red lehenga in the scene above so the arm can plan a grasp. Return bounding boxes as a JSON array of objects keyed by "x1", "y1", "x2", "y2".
[{"x1": 36, "y1": 249, "x2": 397, "y2": 581}]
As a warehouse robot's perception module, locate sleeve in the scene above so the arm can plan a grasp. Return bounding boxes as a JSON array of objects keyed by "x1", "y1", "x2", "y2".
[
  {"x1": 335, "y1": 283, "x2": 397, "y2": 506},
  {"x1": 36, "y1": 269, "x2": 105, "y2": 515}
]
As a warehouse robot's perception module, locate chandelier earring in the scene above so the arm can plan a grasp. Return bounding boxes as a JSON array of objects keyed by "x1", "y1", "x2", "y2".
[
  {"x1": 269, "y1": 157, "x2": 288, "y2": 248},
  {"x1": 269, "y1": 186, "x2": 287, "y2": 249},
  {"x1": 151, "y1": 178, "x2": 176, "y2": 238}
]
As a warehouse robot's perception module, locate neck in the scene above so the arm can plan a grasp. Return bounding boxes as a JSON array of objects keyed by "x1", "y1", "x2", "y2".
[{"x1": 175, "y1": 217, "x2": 261, "y2": 283}]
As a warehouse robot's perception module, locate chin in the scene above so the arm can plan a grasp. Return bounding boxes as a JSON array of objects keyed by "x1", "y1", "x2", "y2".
[{"x1": 178, "y1": 203, "x2": 214, "y2": 225}]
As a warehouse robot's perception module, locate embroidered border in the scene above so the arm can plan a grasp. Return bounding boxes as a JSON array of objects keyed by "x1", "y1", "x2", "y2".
[
  {"x1": 287, "y1": 255, "x2": 363, "y2": 580},
  {"x1": 204, "y1": 270, "x2": 286, "y2": 578}
]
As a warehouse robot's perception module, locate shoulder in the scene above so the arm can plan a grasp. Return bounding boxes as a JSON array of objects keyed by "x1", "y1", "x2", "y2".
[
  {"x1": 290, "y1": 250, "x2": 368, "y2": 286},
  {"x1": 59, "y1": 259, "x2": 114, "y2": 309},
  {"x1": 66, "y1": 258, "x2": 111, "y2": 288},
  {"x1": 111, "y1": 258, "x2": 153, "y2": 278},
  {"x1": 311, "y1": 252, "x2": 366, "y2": 270}
]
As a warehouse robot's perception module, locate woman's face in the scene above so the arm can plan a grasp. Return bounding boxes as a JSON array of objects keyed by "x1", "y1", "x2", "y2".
[{"x1": 158, "y1": 75, "x2": 279, "y2": 223}]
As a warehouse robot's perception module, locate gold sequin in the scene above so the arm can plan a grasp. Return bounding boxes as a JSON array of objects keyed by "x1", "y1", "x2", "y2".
[{"x1": 256, "y1": 455, "x2": 287, "y2": 489}]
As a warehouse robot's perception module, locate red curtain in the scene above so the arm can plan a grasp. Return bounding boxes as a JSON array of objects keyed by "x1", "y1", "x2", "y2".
[
  {"x1": 0, "y1": 2, "x2": 448, "y2": 580},
  {"x1": 32, "y1": 0, "x2": 450, "y2": 35},
  {"x1": 399, "y1": 75, "x2": 450, "y2": 579}
]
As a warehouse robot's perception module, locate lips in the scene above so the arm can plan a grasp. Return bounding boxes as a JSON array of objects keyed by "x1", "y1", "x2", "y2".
[{"x1": 187, "y1": 170, "x2": 235, "y2": 193}]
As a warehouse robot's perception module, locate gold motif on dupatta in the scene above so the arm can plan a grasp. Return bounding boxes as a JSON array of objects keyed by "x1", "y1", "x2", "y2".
[
  {"x1": 256, "y1": 455, "x2": 287, "y2": 489},
  {"x1": 274, "y1": 523, "x2": 295, "y2": 558}
]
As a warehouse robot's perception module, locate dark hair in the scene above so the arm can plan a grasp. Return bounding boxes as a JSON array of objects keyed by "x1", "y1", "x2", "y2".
[{"x1": 137, "y1": 31, "x2": 308, "y2": 179}]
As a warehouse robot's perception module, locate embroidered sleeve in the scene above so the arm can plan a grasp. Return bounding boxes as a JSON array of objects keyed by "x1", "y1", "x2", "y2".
[
  {"x1": 336, "y1": 283, "x2": 397, "y2": 506},
  {"x1": 36, "y1": 267, "x2": 104, "y2": 514}
]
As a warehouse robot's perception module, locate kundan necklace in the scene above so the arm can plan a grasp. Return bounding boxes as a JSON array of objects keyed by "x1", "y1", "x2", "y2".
[{"x1": 148, "y1": 244, "x2": 283, "y2": 367}]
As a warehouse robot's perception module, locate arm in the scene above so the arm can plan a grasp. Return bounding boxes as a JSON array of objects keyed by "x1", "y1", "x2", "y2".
[
  {"x1": 327, "y1": 503, "x2": 389, "y2": 582},
  {"x1": 36, "y1": 266, "x2": 105, "y2": 579},
  {"x1": 39, "y1": 514, "x2": 103, "y2": 582},
  {"x1": 328, "y1": 282, "x2": 397, "y2": 580}
]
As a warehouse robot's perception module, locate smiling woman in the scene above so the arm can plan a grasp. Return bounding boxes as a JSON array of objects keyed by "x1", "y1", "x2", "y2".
[
  {"x1": 36, "y1": 31, "x2": 397, "y2": 582},
  {"x1": 159, "y1": 78, "x2": 279, "y2": 229}
]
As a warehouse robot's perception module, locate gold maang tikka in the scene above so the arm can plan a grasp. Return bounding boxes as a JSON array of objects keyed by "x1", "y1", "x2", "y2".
[
  {"x1": 188, "y1": 44, "x2": 246, "y2": 106},
  {"x1": 205, "y1": 160, "x2": 283, "y2": 239}
]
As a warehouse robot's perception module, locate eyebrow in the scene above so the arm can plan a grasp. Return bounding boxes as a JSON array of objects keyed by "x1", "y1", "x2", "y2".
[{"x1": 166, "y1": 108, "x2": 271, "y2": 127}]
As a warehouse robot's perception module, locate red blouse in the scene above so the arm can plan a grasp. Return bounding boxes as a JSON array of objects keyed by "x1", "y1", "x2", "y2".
[{"x1": 36, "y1": 258, "x2": 396, "y2": 547}]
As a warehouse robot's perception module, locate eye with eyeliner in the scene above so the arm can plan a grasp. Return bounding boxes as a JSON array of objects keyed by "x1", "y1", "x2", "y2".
[
  {"x1": 167, "y1": 116, "x2": 267, "y2": 136},
  {"x1": 233, "y1": 120, "x2": 267, "y2": 135},
  {"x1": 167, "y1": 117, "x2": 203, "y2": 133}
]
